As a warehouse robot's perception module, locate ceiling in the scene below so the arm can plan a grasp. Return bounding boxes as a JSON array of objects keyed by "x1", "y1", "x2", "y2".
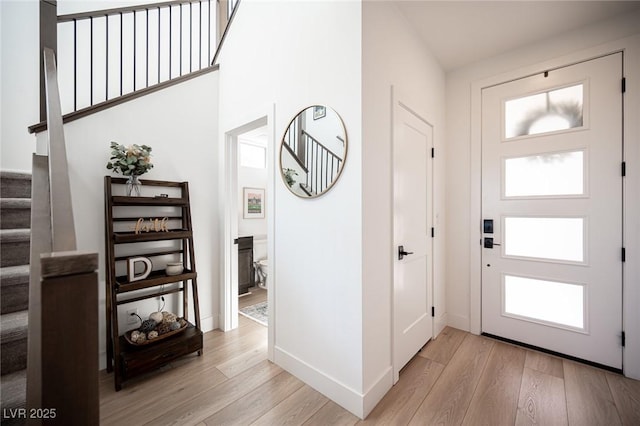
[
  {"x1": 395, "y1": 1, "x2": 640, "y2": 71},
  {"x1": 238, "y1": 126, "x2": 269, "y2": 146}
]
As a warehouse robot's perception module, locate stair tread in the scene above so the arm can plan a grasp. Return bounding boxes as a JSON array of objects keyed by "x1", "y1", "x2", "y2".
[
  {"x1": 1, "y1": 171, "x2": 32, "y2": 200},
  {"x1": 0, "y1": 369, "x2": 26, "y2": 408},
  {"x1": 0, "y1": 311, "x2": 28, "y2": 344},
  {"x1": 0, "y1": 265, "x2": 30, "y2": 286},
  {"x1": 0, "y1": 171, "x2": 31, "y2": 180},
  {"x1": 0, "y1": 229, "x2": 30, "y2": 242},
  {"x1": 0, "y1": 198, "x2": 31, "y2": 208}
]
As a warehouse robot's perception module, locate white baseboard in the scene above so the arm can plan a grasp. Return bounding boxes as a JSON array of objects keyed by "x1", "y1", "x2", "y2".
[
  {"x1": 434, "y1": 312, "x2": 448, "y2": 337},
  {"x1": 274, "y1": 346, "x2": 368, "y2": 419},
  {"x1": 447, "y1": 313, "x2": 470, "y2": 332},
  {"x1": 201, "y1": 314, "x2": 217, "y2": 333},
  {"x1": 362, "y1": 367, "x2": 393, "y2": 418}
]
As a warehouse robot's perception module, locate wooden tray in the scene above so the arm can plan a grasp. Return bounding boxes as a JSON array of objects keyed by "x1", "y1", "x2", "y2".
[{"x1": 124, "y1": 319, "x2": 188, "y2": 346}]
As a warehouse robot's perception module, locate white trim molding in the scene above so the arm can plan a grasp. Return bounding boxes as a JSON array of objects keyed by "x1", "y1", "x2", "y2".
[
  {"x1": 219, "y1": 104, "x2": 276, "y2": 363},
  {"x1": 274, "y1": 346, "x2": 391, "y2": 419}
]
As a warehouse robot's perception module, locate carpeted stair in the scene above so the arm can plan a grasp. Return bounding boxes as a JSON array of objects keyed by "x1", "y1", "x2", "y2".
[{"x1": 1, "y1": 171, "x2": 31, "y2": 425}]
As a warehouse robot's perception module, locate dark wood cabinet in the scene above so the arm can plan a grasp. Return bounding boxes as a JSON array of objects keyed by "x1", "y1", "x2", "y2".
[
  {"x1": 237, "y1": 236, "x2": 254, "y2": 295},
  {"x1": 104, "y1": 177, "x2": 203, "y2": 391}
]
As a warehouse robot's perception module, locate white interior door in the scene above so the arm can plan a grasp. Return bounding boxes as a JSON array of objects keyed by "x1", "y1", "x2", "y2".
[
  {"x1": 393, "y1": 100, "x2": 433, "y2": 381},
  {"x1": 481, "y1": 53, "x2": 623, "y2": 369}
]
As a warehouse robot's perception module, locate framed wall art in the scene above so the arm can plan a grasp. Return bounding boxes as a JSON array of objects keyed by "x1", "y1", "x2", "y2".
[
  {"x1": 243, "y1": 187, "x2": 265, "y2": 219},
  {"x1": 313, "y1": 105, "x2": 326, "y2": 120}
]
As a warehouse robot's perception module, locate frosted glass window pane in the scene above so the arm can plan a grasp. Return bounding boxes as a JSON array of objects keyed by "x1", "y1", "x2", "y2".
[
  {"x1": 504, "y1": 217, "x2": 584, "y2": 262},
  {"x1": 504, "y1": 151, "x2": 584, "y2": 197},
  {"x1": 505, "y1": 84, "x2": 583, "y2": 138},
  {"x1": 239, "y1": 142, "x2": 266, "y2": 169},
  {"x1": 505, "y1": 275, "x2": 584, "y2": 329}
]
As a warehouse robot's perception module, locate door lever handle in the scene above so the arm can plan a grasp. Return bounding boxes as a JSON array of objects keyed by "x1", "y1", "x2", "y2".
[
  {"x1": 484, "y1": 238, "x2": 501, "y2": 249},
  {"x1": 398, "y1": 245, "x2": 414, "y2": 260}
]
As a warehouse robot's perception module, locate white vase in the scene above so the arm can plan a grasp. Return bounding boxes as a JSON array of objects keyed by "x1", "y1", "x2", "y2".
[{"x1": 166, "y1": 262, "x2": 184, "y2": 276}]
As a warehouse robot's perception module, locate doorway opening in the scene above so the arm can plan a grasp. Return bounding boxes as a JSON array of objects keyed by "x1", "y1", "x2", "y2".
[
  {"x1": 236, "y1": 128, "x2": 269, "y2": 326},
  {"x1": 221, "y1": 113, "x2": 274, "y2": 360}
]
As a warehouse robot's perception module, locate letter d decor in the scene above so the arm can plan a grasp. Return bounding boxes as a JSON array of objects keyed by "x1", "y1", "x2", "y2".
[{"x1": 127, "y1": 257, "x2": 153, "y2": 282}]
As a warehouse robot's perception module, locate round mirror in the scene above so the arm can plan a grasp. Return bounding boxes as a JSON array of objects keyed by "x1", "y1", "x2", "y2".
[{"x1": 280, "y1": 106, "x2": 347, "y2": 198}]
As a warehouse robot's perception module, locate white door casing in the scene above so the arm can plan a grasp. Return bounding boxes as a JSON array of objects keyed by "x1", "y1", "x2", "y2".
[
  {"x1": 221, "y1": 110, "x2": 275, "y2": 361},
  {"x1": 393, "y1": 97, "x2": 434, "y2": 382},
  {"x1": 481, "y1": 53, "x2": 623, "y2": 369}
]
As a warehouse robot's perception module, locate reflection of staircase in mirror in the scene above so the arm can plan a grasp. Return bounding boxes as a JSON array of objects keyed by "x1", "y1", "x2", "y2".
[
  {"x1": 284, "y1": 129, "x2": 342, "y2": 197},
  {"x1": 299, "y1": 183, "x2": 314, "y2": 197}
]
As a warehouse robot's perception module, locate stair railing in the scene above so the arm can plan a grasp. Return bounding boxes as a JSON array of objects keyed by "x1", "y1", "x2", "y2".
[
  {"x1": 26, "y1": 47, "x2": 99, "y2": 425},
  {"x1": 30, "y1": 0, "x2": 241, "y2": 134},
  {"x1": 283, "y1": 118, "x2": 307, "y2": 172},
  {"x1": 58, "y1": 0, "x2": 217, "y2": 113},
  {"x1": 301, "y1": 130, "x2": 343, "y2": 195},
  {"x1": 284, "y1": 126, "x2": 343, "y2": 196}
]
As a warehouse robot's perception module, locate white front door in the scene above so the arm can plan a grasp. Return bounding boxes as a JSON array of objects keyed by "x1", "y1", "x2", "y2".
[
  {"x1": 393, "y1": 99, "x2": 433, "y2": 381},
  {"x1": 481, "y1": 53, "x2": 623, "y2": 369}
]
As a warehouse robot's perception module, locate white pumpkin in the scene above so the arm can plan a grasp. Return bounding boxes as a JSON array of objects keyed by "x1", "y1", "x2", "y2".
[{"x1": 149, "y1": 311, "x2": 164, "y2": 323}]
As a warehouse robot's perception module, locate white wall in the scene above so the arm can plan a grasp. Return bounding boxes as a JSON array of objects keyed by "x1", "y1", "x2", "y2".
[
  {"x1": 62, "y1": 73, "x2": 219, "y2": 369},
  {"x1": 362, "y1": 1, "x2": 446, "y2": 414},
  {"x1": 220, "y1": 1, "x2": 447, "y2": 417},
  {"x1": 217, "y1": 0, "x2": 364, "y2": 417},
  {"x1": 445, "y1": 10, "x2": 640, "y2": 378},
  {"x1": 303, "y1": 108, "x2": 346, "y2": 158},
  {"x1": 0, "y1": 0, "x2": 39, "y2": 172}
]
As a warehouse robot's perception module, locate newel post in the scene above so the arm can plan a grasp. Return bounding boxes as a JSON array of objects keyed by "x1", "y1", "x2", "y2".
[{"x1": 40, "y1": 251, "x2": 99, "y2": 425}]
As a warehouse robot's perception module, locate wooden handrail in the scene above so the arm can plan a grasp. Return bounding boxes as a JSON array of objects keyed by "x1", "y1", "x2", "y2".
[
  {"x1": 57, "y1": 0, "x2": 200, "y2": 22},
  {"x1": 301, "y1": 129, "x2": 341, "y2": 161},
  {"x1": 282, "y1": 140, "x2": 308, "y2": 173},
  {"x1": 212, "y1": 0, "x2": 241, "y2": 65},
  {"x1": 28, "y1": 64, "x2": 219, "y2": 134}
]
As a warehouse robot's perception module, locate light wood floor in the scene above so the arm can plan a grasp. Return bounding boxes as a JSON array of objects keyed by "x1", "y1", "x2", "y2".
[
  {"x1": 238, "y1": 287, "x2": 268, "y2": 309},
  {"x1": 99, "y1": 321, "x2": 640, "y2": 425}
]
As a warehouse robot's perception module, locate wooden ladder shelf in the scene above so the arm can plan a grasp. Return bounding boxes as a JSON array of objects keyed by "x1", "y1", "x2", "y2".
[{"x1": 104, "y1": 177, "x2": 203, "y2": 391}]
